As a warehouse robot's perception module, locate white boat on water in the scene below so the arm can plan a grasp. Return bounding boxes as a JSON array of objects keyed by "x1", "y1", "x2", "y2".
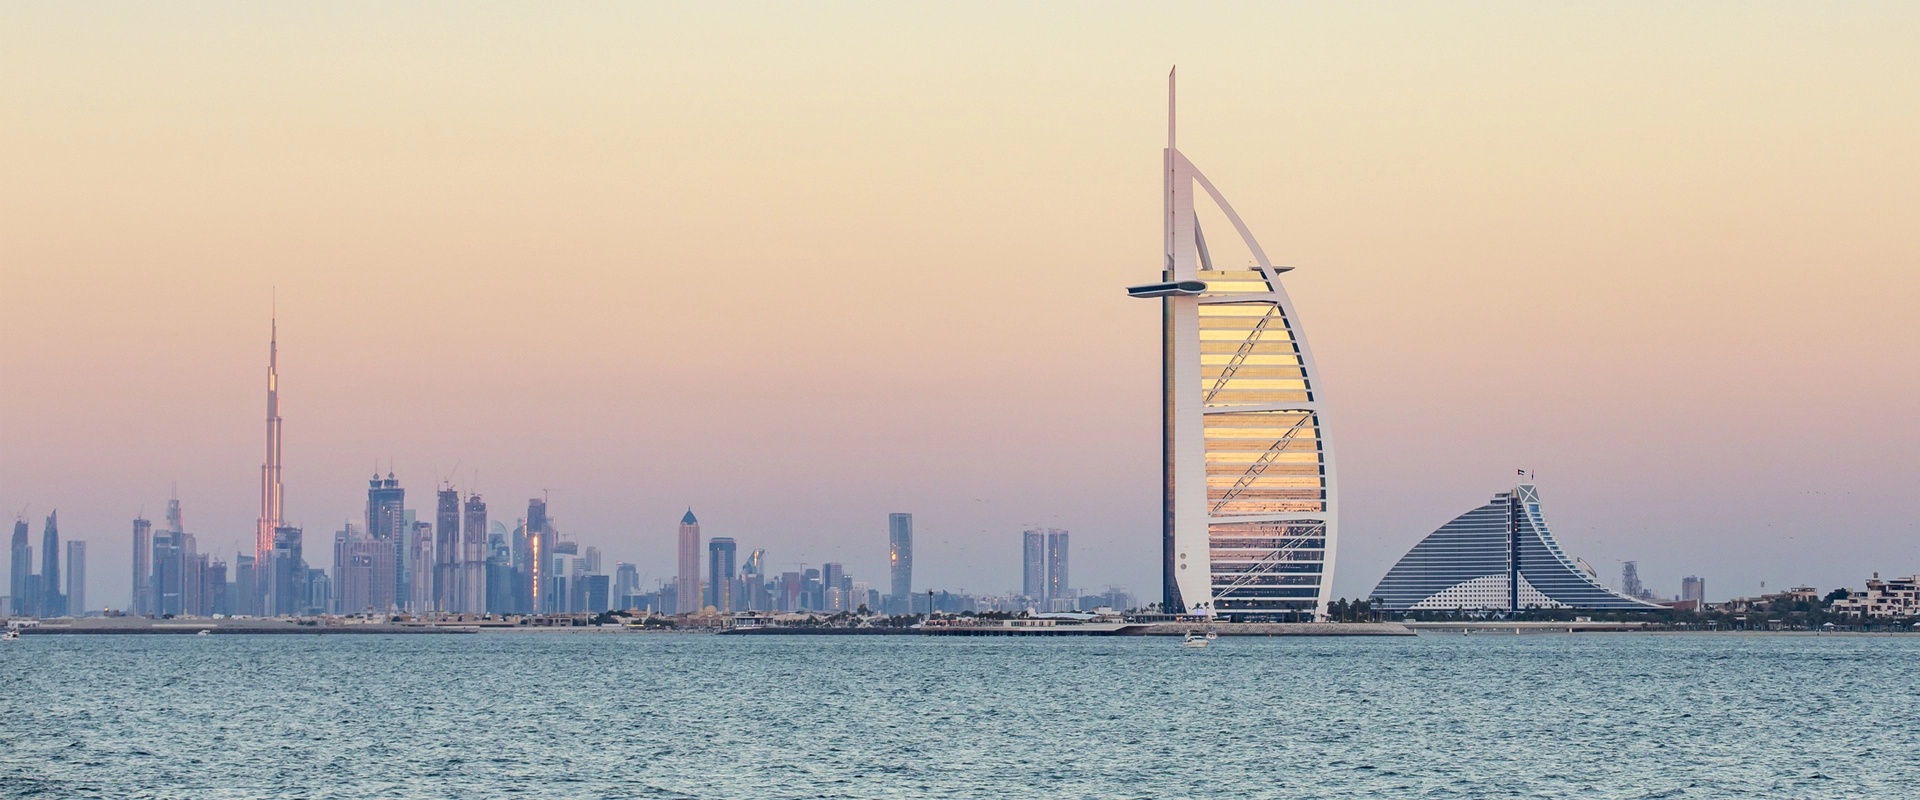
[
  {"x1": 2, "y1": 629, "x2": 19, "y2": 641},
  {"x1": 196, "y1": 629, "x2": 212, "y2": 637},
  {"x1": 1182, "y1": 630, "x2": 1208, "y2": 648}
]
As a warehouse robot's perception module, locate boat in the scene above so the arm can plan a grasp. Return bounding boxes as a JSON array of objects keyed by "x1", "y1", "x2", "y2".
[
  {"x1": 1, "y1": 629, "x2": 18, "y2": 641},
  {"x1": 196, "y1": 629, "x2": 212, "y2": 637},
  {"x1": 1182, "y1": 630, "x2": 1208, "y2": 648}
]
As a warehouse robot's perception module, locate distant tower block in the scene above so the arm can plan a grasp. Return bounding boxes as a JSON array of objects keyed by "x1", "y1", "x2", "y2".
[
  {"x1": 888, "y1": 513, "x2": 912, "y2": 608},
  {"x1": 1127, "y1": 69, "x2": 1339, "y2": 621},
  {"x1": 676, "y1": 509, "x2": 701, "y2": 614}
]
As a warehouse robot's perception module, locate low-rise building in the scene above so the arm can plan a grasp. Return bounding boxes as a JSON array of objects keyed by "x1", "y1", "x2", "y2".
[{"x1": 1828, "y1": 574, "x2": 1919, "y2": 619}]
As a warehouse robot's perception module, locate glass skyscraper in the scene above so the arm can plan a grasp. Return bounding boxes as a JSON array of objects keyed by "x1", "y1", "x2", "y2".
[
  {"x1": 888, "y1": 513, "x2": 912, "y2": 608},
  {"x1": 1128, "y1": 71, "x2": 1338, "y2": 621}
]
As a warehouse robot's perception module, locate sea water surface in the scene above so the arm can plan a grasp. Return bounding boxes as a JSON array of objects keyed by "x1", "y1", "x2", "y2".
[{"x1": 2, "y1": 632, "x2": 1917, "y2": 798}]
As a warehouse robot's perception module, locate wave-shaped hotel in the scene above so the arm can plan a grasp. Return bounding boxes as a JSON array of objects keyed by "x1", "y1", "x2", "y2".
[
  {"x1": 1129, "y1": 71, "x2": 1338, "y2": 621},
  {"x1": 1371, "y1": 484, "x2": 1660, "y2": 611}
]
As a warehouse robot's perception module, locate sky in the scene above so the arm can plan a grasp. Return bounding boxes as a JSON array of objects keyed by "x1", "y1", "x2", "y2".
[{"x1": 3, "y1": 3, "x2": 1918, "y2": 611}]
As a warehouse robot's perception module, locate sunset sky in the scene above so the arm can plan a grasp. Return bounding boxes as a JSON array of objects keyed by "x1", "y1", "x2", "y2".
[{"x1": 4, "y1": 3, "x2": 1918, "y2": 610}]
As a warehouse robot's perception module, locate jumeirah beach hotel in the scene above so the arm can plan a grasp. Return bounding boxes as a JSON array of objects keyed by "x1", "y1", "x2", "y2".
[
  {"x1": 1371, "y1": 484, "x2": 1661, "y2": 612},
  {"x1": 1128, "y1": 71, "x2": 1337, "y2": 621}
]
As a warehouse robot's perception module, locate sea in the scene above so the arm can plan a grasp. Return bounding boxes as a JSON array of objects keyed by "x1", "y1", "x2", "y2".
[{"x1": 2, "y1": 632, "x2": 1916, "y2": 799}]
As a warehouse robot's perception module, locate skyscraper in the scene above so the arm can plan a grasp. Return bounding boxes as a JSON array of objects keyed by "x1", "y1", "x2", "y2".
[
  {"x1": 256, "y1": 318, "x2": 285, "y2": 579},
  {"x1": 527, "y1": 498, "x2": 548, "y2": 613},
  {"x1": 9, "y1": 519, "x2": 30, "y2": 618},
  {"x1": 1681, "y1": 575, "x2": 1705, "y2": 605},
  {"x1": 434, "y1": 488, "x2": 460, "y2": 612},
  {"x1": 409, "y1": 520, "x2": 434, "y2": 613},
  {"x1": 706, "y1": 537, "x2": 737, "y2": 612},
  {"x1": 821, "y1": 563, "x2": 844, "y2": 612},
  {"x1": 1126, "y1": 71, "x2": 1339, "y2": 619},
  {"x1": 460, "y1": 494, "x2": 488, "y2": 614},
  {"x1": 888, "y1": 513, "x2": 912, "y2": 610},
  {"x1": 676, "y1": 509, "x2": 700, "y2": 614},
  {"x1": 152, "y1": 503, "x2": 185, "y2": 617},
  {"x1": 65, "y1": 541, "x2": 86, "y2": 616},
  {"x1": 269, "y1": 525, "x2": 305, "y2": 616},
  {"x1": 1622, "y1": 561, "x2": 1644, "y2": 600},
  {"x1": 40, "y1": 512, "x2": 63, "y2": 618},
  {"x1": 131, "y1": 517, "x2": 151, "y2": 616},
  {"x1": 367, "y1": 473, "x2": 405, "y2": 610},
  {"x1": 1045, "y1": 529, "x2": 1069, "y2": 606},
  {"x1": 1021, "y1": 529, "x2": 1045, "y2": 601}
]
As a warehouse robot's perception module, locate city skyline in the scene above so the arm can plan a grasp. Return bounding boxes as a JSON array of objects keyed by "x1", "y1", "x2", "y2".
[{"x1": 5, "y1": 6, "x2": 1919, "y2": 611}]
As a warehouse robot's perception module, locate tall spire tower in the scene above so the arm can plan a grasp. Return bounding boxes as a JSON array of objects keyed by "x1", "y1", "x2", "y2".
[{"x1": 256, "y1": 315, "x2": 284, "y2": 567}]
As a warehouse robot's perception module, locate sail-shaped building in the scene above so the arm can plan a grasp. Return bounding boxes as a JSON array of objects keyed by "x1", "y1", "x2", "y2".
[
  {"x1": 1129, "y1": 70, "x2": 1338, "y2": 621},
  {"x1": 1371, "y1": 484, "x2": 1661, "y2": 611}
]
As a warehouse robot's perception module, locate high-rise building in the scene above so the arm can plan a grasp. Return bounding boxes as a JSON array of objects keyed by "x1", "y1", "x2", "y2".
[
  {"x1": 888, "y1": 513, "x2": 912, "y2": 609},
  {"x1": 706, "y1": 537, "x2": 737, "y2": 612},
  {"x1": 1681, "y1": 575, "x2": 1706, "y2": 604},
  {"x1": 676, "y1": 509, "x2": 701, "y2": 614},
  {"x1": 1021, "y1": 530, "x2": 1045, "y2": 600},
  {"x1": 269, "y1": 525, "x2": 306, "y2": 616},
  {"x1": 460, "y1": 494, "x2": 488, "y2": 614},
  {"x1": 152, "y1": 508, "x2": 185, "y2": 616},
  {"x1": 781, "y1": 571, "x2": 802, "y2": 612},
  {"x1": 367, "y1": 473, "x2": 405, "y2": 608},
  {"x1": 256, "y1": 319, "x2": 285, "y2": 581},
  {"x1": 434, "y1": 488, "x2": 460, "y2": 612},
  {"x1": 131, "y1": 517, "x2": 151, "y2": 616},
  {"x1": 613, "y1": 562, "x2": 639, "y2": 609},
  {"x1": 9, "y1": 519, "x2": 30, "y2": 618},
  {"x1": 234, "y1": 553, "x2": 258, "y2": 616},
  {"x1": 1622, "y1": 562, "x2": 1644, "y2": 600},
  {"x1": 40, "y1": 512, "x2": 64, "y2": 618},
  {"x1": 821, "y1": 563, "x2": 844, "y2": 612},
  {"x1": 65, "y1": 541, "x2": 85, "y2": 616},
  {"x1": 583, "y1": 546, "x2": 602, "y2": 576},
  {"x1": 335, "y1": 523, "x2": 396, "y2": 615},
  {"x1": 527, "y1": 498, "x2": 548, "y2": 613},
  {"x1": 1045, "y1": 529, "x2": 1069, "y2": 605},
  {"x1": 1126, "y1": 71, "x2": 1339, "y2": 619},
  {"x1": 409, "y1": 520, "x2": 434, "y2": 613}
]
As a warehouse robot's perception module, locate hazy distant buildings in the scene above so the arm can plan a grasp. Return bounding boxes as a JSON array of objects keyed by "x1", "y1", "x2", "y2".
[
  {"x1": 460, "y1": 494, "x2": 488, "y2": 614},
  {"x1": 1126, "y1": 78, "x2": 1339, "y2": 619},
  {"x1": 65, "y1": 540, "x2": 85, "y2": 615},
  {"x1": 527, "y1": 498, "x2": 549, "y2": 613},
  {"x1": 269, "y1": 525, "x2": 306, "y2": 616},
  {"x1": 1681, "y1": 575, "x2": 1706, "y2": 605},
  {"x1": 131, "y1": 517, "x2": 151, "y2": 616},
  {"x1": 335, "y1": 522, "x2": 396, "y2": 614},
  {"x1": 1372, "y1": 484, "x2": 1662, "y2": 612},
  {"x1": 9, "y1": 519, "x2": 29, "y2": 618},
  {"x1": 1622, "y1": 561, "x2": 1645, "y2": 599},
  {"x1": 1046, "y1": 529, "x2": 1069, "y2": 610},
  {"x1": 677, "y1": 509, "x2": 701, "y2": 614},
  {"x1": 434, "y1": 488, "x2": 459, "y2": 613},
  {"x1": 367, "y1": 473, "x2": 405, "y2": 609},
  {"x1": 888, "y1": 513, "x2": 912, "y2": 613},
  {"x1": 706, "y1": 537, "x2": 736, "y2": 612},
  {"x1": 39, "y1": 512, "x2": 64, "y2": 618},
  {"x1": 1022, "y1": 530, "x2": 1044, "y2": 601}
]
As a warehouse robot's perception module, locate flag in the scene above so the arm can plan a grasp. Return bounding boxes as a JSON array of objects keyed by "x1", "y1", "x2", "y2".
[{"x1": 1517, "y1": 469, "x2": 1525, "y2": 476}]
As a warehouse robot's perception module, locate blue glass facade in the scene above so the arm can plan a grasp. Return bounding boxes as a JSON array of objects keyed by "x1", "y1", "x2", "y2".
[{"x1": 1371, "y1": 485, "x2": 1659, "y2": 611}]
